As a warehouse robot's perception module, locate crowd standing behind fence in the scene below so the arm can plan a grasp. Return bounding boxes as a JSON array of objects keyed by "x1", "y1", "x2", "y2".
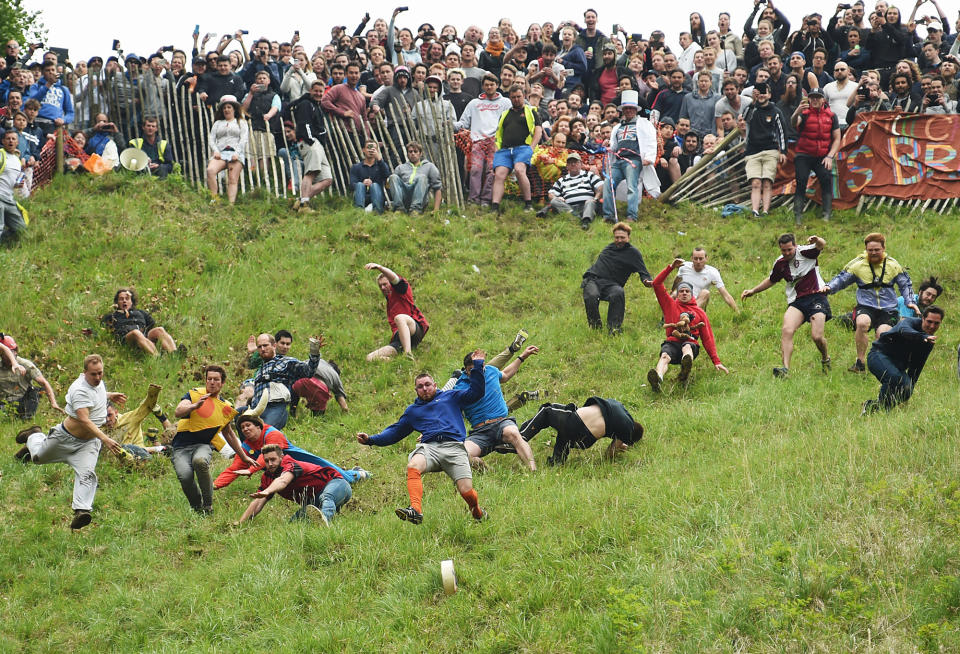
[{"x1": 3, "y1": 3, "x2": 960, "y2": 210}]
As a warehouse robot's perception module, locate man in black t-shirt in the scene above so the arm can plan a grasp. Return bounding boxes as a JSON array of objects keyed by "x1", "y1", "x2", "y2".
[
  {"x1": 490, "y1": 85, "x2": 542, "y2": 213},
  {"x1": 581, "y1": 221, "x2": 653, "y2": 335}
]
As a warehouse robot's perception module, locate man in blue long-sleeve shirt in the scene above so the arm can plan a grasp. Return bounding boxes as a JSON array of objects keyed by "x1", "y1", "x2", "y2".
[
  {"x1": 27, "y1": 61, "x2": 73, "y2": 136},
  {"x1": 862, "y1": 307, "x2": 944, "y2": 415},
  {"x1": 357, "y1": 349, "x2": 488, "y2": 524}
]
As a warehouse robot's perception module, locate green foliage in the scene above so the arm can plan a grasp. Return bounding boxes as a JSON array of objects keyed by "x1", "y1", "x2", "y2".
[
  {"x1": 0, "y1": 0, "x2": 45, "y2": 48},
  {"x1": 2, "y1": 174, "x2": 960, "y2": 651}
]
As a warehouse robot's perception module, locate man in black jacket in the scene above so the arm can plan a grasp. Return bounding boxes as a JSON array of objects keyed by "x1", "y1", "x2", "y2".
[
  {"x1": 581, "y1": 221, "x2": 653, "y2": 336},
  {"x1": 737, "y1": 82, "x2": 787, "y2": 217},
  {"x1": 288, "y1": 81, "x2": 333, "y2": 211},
  {"x1": 862, "y1": 306, "x2": 944, "y2": 414},
  {"x1": 197, "y1": 55, "x2": 245, "y2": 106}
]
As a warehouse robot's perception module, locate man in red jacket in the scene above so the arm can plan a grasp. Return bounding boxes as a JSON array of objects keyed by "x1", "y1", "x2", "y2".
[
  {"x1": 647, "y1": 258, "x2": 729, "y2": 392},
  {"x1": 790, "y1": 88, "x2": 840, "y2": 223}
]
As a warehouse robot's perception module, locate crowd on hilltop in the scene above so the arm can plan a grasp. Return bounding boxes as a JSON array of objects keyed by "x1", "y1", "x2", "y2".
[{"x1": 2, "y1": 1, "x2": 960, "y2": 227}]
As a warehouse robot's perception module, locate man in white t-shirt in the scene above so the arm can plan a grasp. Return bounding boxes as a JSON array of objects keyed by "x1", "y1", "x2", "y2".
[
  {"x1": 15, "y1": 354, "x2": 125, "y2": 529},
  {"x1": 674, "y1": 247, "x2": 739, "y2": 311},
  {"x1": 0, "y1": 132, "x2": 27, "y2": 246},
  {"x1": 822, "y1": 62, "x2": 856, "y2": 128}
]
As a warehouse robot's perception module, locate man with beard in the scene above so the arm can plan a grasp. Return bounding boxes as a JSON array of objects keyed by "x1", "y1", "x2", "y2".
[{"x1": 582, "y1": 221, "x2": 653, "y2": 336}]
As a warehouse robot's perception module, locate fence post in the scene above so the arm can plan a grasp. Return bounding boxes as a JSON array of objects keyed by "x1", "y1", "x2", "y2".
[{"x1": 55, "y1": 129, "x2": 65, "y2": 177}]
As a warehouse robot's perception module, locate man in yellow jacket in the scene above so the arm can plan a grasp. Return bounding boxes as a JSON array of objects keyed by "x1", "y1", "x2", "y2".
[{"x1": 491, "y1": 85, "x2": 542, "y2": 214}]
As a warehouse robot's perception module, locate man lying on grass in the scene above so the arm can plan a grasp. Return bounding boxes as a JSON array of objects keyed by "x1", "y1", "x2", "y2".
[{"x1": 357, "y1": 350, "x2": 488, "y2": 525}]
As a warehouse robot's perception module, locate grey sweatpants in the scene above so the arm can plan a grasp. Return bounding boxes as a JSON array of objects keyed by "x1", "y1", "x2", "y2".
[
  {"x1": 27, "y1": 424, "x2": 102, "y2": 511},
  {"x1": 549, "y1": 197, "x2": 596, "y2": 219}
]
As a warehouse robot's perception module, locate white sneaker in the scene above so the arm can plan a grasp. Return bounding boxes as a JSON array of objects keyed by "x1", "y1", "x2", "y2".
[{"x1": 305, "y1": 504, "x2": 329, "y2": 527}]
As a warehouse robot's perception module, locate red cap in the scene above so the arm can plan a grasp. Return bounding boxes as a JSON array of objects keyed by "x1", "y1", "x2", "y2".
[{"x1": 0, "y1": 334, "x2": 17, "y2": 350}]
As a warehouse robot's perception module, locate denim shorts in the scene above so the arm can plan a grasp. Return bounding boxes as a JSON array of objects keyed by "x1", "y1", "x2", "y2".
[
  {"x1": 467, "y1": 417, "x2": 517, "y2": 456},
  {"x1": 493, "y1": 145, "x2": 533, "y2": 170}
]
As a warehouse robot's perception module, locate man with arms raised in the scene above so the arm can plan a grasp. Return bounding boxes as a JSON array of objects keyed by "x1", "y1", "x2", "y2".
[
  {"x1": 674, "y1": 247, "x2": 739, "y2": 312},
  {"x1": 741, "y1": 233, "x2": 831, "y2": 377},
  {"x1": 357, "y1": 350, "x2": 488, "y2": 525},
  {"x1": 15, "y1": 354, "x2": 124, "y2": 530},
  {"x1": 364, "y1": 262, "x2": 430, "y2": 361}
]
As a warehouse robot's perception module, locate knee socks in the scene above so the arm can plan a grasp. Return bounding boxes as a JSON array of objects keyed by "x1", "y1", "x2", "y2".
[
  {"x1": 460, "y1": 488, "x2": 482, "y2": 519},
  {"x1": 406, "y1": 468, "x2": 423, "y2": 513}
]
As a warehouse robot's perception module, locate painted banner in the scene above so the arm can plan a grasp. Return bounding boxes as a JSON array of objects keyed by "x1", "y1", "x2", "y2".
[{"x1": 774, "y1": 111, "x2": 960, "y2": 209}]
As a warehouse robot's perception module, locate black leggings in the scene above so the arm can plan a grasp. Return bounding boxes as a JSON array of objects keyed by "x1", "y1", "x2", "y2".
[{"x1": 519, "y1": 402, "x2": 598, "y2": 463}]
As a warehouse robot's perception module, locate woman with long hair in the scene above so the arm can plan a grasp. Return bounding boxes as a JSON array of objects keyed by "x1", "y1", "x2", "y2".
[
  {"x1": 689, "y1": 13, "x2": 708, "y2": 47},
  {"x1": 206, "y1": 95, "x2": 248, "y2": 204}
]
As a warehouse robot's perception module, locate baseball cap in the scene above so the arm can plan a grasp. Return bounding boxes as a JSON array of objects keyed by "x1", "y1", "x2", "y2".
[{"x1": 808, "y1": 87, "x2": 824, "y2": 97}]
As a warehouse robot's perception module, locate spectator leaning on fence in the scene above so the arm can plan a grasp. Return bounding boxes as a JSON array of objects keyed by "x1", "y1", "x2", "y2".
[{"x1": 27, "y1": 61, "x2": 74, "y2": 137}]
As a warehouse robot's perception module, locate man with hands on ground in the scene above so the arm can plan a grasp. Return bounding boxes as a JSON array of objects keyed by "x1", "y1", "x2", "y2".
[
  {"x1": 357, "y1": 350, "x2": 488, "y2": 525},
  {"x1": 14, "y1": 354, "x2": 125, "y2": 530},
  {"x1": 741, "y1": 233, "x2": 831, "y2": 378},
  {"x1": 648, "y1": 258, "x2": 729, "y2": 392}
]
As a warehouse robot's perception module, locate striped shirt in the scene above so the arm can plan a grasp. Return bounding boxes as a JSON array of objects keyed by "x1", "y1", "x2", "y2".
[{"x1": 550, "y1": 171, "x2": 602, "y2": 204}]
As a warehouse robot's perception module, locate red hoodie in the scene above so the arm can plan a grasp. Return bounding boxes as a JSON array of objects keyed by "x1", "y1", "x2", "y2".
[{"x1": 653, "y1": 264, "x2": 722, "y2": 365}]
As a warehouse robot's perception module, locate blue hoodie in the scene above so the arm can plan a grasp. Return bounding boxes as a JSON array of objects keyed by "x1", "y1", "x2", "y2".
[
  {"x1": 27, "y1": 80, "x2": 74, "y2": 124},
  {"x1": 367, "y1": 359, "x2": 486, "y2": 446}
]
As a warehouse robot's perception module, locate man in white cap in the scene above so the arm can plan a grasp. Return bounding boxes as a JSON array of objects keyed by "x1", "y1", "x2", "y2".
[
  {"x1": 601, "y1": 89, "x2": 659, "y2": 222},
  {"x1": 538, "y1": 151, "x2": 603, "y2": 229}
]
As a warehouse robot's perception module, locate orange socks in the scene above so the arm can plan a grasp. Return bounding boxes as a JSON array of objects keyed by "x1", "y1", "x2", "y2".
[
  {"x1": 406, "y1": 468, "x2": 423, "y2": 513},
  {"x1": 460, "y1": 488, "x2": 482, "y2": 518}
]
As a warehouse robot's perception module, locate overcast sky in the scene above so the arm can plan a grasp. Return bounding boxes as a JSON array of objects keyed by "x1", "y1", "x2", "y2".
[{"x1": 25, "y1": 0, "x2": 944, "y2": 64}]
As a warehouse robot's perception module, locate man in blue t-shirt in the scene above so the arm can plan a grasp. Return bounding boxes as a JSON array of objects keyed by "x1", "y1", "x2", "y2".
[{"x1": 454, "y1": 344, "x2": 539, "y2": 471}]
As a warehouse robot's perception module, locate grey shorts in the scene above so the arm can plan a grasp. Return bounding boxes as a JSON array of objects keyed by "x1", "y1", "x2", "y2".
[
  {"x1": 409, "y1": 440, "x2": 472, "y2": 482},
  {"x1": 467, "y1": 417, "x2": 517, "y2": 456},
  {"x1": 299, "y1": 141, "x2": 333, "y2": 180}
]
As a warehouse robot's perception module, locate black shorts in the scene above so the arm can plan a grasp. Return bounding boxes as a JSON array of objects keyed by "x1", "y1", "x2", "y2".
[
  {"x1": 388, "y1": 321, "x2": 426, "y2": 352},
  {"x1": 789, "y1": 293, "x2": 832, "y2": 323},
  {"x1": 660, "y1": 340, "x2": 700, "y2": 365},
  {"x1": 853, "y1": 305, "x2": 899, "y2": 331}
]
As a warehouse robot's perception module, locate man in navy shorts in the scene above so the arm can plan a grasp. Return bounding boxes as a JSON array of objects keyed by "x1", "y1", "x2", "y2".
[
  {"x1": 490, "y1": 84, "x2": 542, "y2": 213},
  {"x1": 741, "y1": 233, "x2": 831, "y2": 378}
]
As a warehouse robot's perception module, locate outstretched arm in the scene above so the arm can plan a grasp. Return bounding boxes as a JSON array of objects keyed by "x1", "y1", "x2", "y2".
[
  {"x1": 501, "y1": 345, "x2": 539, "y2": 382},
  {"x1": 741, "y1": 277, "x2": 774, "y2": 299},
  {"x1": 364, "y1": 262, "x2": 400, "y2": 284},
  {"x1": 717, "y1": 286, "x2": 739, "y2": 311}
]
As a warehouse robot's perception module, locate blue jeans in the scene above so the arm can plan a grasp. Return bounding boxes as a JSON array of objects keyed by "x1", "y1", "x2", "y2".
[
  {"x1": 602, "y1": 159, "x2": 641, "y2": 219},
  {"x1": 261, "y1": 402, "x2": 289, "y2": 430},
  {"x1": 291, "y1": 477, "x2": 352, "y2": 522},
  {"x1": 278, "y1": 147, "x2": 302, "y2": 192},
  {"x1": 354, "y1": 182, "x2": 385, "y2": 213},
  {"x1": 388, "y1": 174, "x2": 429, "y2": 211},
  {"x1": 867, "y1": 349, "x2": 913, "y2": 409}
]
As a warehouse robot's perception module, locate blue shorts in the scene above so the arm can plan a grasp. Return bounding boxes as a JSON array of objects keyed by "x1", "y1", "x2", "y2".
[{"x1": 493, "y1": 145, "x2": 533, "y2": 170}]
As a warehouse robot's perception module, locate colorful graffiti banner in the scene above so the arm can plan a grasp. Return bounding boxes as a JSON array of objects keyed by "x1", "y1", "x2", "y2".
[{"x1": 774, "y1": 111, "x2": 960, "y2": 209}]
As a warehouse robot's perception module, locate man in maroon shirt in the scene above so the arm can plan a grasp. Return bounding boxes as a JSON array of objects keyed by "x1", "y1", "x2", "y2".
[
  {"x1": 320, "y1": 62, "x2": 368, "y2": 133},
  {"x1": 234, "y1": 444, "x2": 351, "y2": 526},
  {"x1": 364, "y1": 262, "x2": 430, "y2": 361}
]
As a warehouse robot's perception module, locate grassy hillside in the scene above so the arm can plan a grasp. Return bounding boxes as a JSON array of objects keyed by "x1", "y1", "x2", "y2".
[{"x1": 1, "y1": 174, "x2": 959, "y2": 653}]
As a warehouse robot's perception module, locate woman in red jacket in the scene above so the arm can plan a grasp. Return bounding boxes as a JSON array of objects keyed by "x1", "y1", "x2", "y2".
[{"x1": 791, "y1": 88, "x2": 841, "y2": 223}]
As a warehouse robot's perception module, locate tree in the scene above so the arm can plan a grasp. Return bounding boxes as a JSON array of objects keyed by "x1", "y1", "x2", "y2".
[{"x1": 0, "y1": 0, "x2": 46, "y2": 51}]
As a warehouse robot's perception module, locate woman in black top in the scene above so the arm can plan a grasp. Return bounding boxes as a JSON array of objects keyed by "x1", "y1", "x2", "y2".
[{"x1": 101, "y1": 288, "x2": 181, "y2": 356}]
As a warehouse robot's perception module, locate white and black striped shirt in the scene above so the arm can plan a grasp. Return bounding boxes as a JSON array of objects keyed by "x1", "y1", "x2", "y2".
[{"x1": 550, "y1": 171, "x2": 602, "y2": 203}]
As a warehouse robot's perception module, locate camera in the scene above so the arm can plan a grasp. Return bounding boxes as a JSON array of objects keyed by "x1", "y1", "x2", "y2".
[
  {"x1": 240, "y1": 30, "x2": 249, "y2": 35},
  {"x1": 394, "y1": 43, "x2": 403, "y2": 53},
  {"x1": 926, "y1": 93, "x2": 941, "y2": 103},
  {"x1": 161, "y1": 45, "x2": 174, "y2": 52},
  {"x1": 112, "y1": 39, "x2": 120, "y2": 51},
  {"x1": 295, "y1": 30, "x2": 300, "y2": 36},
  {"x1": 839, "y1": 3, "x2": 851, "y2": 8},
  {"x1": 631, "y1": 33, "x2": 644, "y2": 41},
  {"x1": 806, "y1": 20, "x2": 818, "y2": 26},
  {"x1": 398, "y1": 6, "x2": 409, "y2": 11},
  {"x1": 857, "y1": 87, "x2": 869, "y2": 97}
]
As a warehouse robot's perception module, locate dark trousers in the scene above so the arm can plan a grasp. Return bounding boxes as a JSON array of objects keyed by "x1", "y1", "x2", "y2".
[
  {"x1": 867, "y1": 349, "x2": 913, "y2": 409},
  {"x1": 0, "y1": 386, "x2": 39, "y2": 419},
  {"x1": 519, "y1": 402, "x2": 597, "y2": 464},
  {"x1": 793, "y1": 152, "x2": 832, "y2": 214},
  {"x1": 582, "y1": 277, "x2": 626, "y2": 331}
]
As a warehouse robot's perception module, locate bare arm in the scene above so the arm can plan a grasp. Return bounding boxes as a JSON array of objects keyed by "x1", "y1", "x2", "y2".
[
  {"x1": 337, "y1": 396, "x2": 349, "y2": 412},
  {"x1": 718, "y1": 286, "x2": 740, "y2": 311},
  {"x1": 741, "y1": 277, "x2": 775, "y2": 299},
  {"x1": 251, "y1": 470, "x2": 294, "y2": 498},
  {"x1": 0, "y1": 343, "x2": 23, "y2": 375},
  {"x1": 222, "y1": 423, "x2": 257, "y2": 467},
  {"x1": 364, "y1": 262, "x2": 400, "y2": 284},
  {"x1": 175, "y1": 393, "x2": 210, "y2": 418},
  {"x1": 65, "y1": 407, "x2": 121, "y2": 455},
  {"x1": 237, "y1": 496, "x2": 270, "y2": 524},
  {"x1": 35, "y1": 373, "x2": 62, "y2": 412},
  {"x1": 500, "y1": 345, "x2": 539, "y2": 382}
]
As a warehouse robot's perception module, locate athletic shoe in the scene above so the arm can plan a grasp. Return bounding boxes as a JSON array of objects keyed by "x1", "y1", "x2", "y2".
[
  {"x1": 535, "y1": 207, "x2": 550, "y2": 218},
  {"x1": 580, "y1": 218, "x2": 591, "y2": 230},
  {"x1": 860, "y1": 399, "x2": 878, "y2": 416},
  {"x1": 821, "y1": 357, "x2": 832, "y2": 373},
  {"x1": 752, "y1": 210, "x2": 761, "y2": 218},
  {"x1": 647, "y1": 368, "x2": 662, "y2": 393},
  {"x1": 14, "y1": 446, "x2": 31, "y2": 462},
  {"x1": 473, "y1": 507, "x2": 488, "y2": 521},
  {"x1": 305, "y1": 504, "x2": 329, "y2": 527},
  {"x1": 70, "y1": 510, "x2": 92, "y2": 530},
  {"x1": 772, "y1": 367, "x2": 789, "y2": 378},
  {"x1": 292, "y1": 198, "x2": 302, "y2": 212},
  {"x1": 848, "y1": 360, "x2": 865, "y2": 373},
  {"x1": 510, "y1": 329, "x2": 528, "y2": 353},
  {"x1": 16, "y1": 425, "x2": 41, "y2": 444},
  {"x1": 350, "y1": 466, "x2": 373, "y2": 482},
  {"x1": 678, "y1": 353, "x2": 693, "y2": 385},
  {"x1": 493, "y1": 442, "x2": 517, "y2": 454},
  {"x1": 395, "y1": 506, "x2": 423, "y2": 524},
  {"x1": 760, "y1": 211, "x2": 769, "y2": 217}
]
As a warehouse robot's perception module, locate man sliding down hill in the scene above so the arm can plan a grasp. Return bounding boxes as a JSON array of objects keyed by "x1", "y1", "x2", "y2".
[
  {"x1": 364, "y1": 262, "x2": 429, "y2": 361},
  {"x1": 647, "y1": 258, "x2": 729, "y2": 392}
]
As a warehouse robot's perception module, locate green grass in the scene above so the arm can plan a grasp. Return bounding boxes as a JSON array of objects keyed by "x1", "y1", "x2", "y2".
[{"x1": 2, "y1": 173, "x2": 959, "y2": 652}]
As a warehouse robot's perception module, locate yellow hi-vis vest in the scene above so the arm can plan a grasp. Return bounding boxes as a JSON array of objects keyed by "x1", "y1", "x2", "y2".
[
  {"x1": 130, "y1": 138, "x2": 169, "y2": 162},
  {"x1": 495, "y1": 105, "x2": 537, "y2": 150}
]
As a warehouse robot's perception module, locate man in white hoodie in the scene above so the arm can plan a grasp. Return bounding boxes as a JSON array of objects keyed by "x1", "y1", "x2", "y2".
[
  {"x1": 602, "y1": 90, "x2": 659, "y2": 222},
  {"x1": 454, "y1": 74, "x2": 511, "y2": 206}
]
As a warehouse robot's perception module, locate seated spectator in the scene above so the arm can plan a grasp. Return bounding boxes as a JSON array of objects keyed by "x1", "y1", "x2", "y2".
[
  {"x1": 350, "y1": 140, "x2": 390, "y2": 213},
  {"x1": 531, "y1": 132, "x2": 570, "y2": 187},
  {"x1": 129, "y1": 117, "x2": 176, "y2": 179},
  {"x1": 388, "y1": 141, "x2": 442, "y2": 214},
  {"x1": 0, "y1": 334, "x2": 61, "y2": 419},
  {"x1": 206, "y1": 95, "x2": 248, "y2": 205},
  {"x1": 101, "y1": 288, "x2": 183, "y2": 357},
  {"x1": 85, "y1": 113, "x2": 121, "y2": 167},
  {"x1": 538, "y1": 151, "x2": 602, "y2": 229}
]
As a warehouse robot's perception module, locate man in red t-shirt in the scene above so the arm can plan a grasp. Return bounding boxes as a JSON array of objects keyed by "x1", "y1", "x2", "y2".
[
  {"x1": 234, "y1": 444, "x2": 351, "y2": 526},
  {"x1": 364, "y1": 262, "x2": 430, "y2": 361}
]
